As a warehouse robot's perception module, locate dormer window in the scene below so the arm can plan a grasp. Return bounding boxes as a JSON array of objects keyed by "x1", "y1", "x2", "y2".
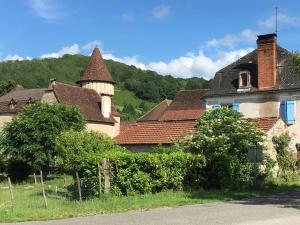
[
  {"x1": 9, "y1": 99, "x2": 16, "y2": 110},
  {"x1": 238, "y1": 71, "x2": 251, "y2": 92}
]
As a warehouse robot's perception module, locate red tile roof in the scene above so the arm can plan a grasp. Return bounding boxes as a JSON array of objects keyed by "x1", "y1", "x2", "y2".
[
  {"x1": 250, "y1": 117, "x2": 279, "y2": 132},
  {"x1": 137, "y1": 99, "x2": 172, "y2": 122},
  {"x1": 115, "y1": 116, "x2": 279, "y2": 145},
  {"x1": 114, "y1": 120, "x2": 197, "y2": 145},
  {"x1": 160, "y1": 89, "x2": 208, "y2": 121},
  {"x1": 0, "y1": 88, "x2": 46, "y2": 114},
  {"x1": 53, "y1": 82, "x2": 117, "y2": 123},
  {"x1": 120, "y1": 121, "x2": 137, "y2": 132},
  {"x1": 77, "y1": 48, "x2": 115, "y2": 84}
]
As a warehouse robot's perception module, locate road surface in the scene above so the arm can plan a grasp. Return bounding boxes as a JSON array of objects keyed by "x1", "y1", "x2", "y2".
[{"x1": 2, "y1": 189, "x2": 299, "y2": 225}]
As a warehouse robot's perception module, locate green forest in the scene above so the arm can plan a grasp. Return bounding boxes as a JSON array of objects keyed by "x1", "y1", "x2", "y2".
[{"x1": 0, "y1": 54, "x2": 212, "y2": 120}]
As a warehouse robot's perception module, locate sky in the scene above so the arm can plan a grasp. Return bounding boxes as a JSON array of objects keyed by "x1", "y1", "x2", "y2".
[{"x1": 0, "y1": 0, "x2": 300, "y2": 80}]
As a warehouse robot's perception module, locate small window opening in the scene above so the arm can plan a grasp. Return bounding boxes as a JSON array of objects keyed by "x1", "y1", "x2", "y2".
[{"x1": 239, "y1": 71, "x2": 250, "y2": 88}]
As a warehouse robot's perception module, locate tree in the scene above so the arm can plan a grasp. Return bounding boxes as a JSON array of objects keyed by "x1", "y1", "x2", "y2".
[
  {"x1": 293, "y1": 52, "x2": 300, "y2": 76},
  {"x1": 56, "y1": 130, "x2": 124, "y2": 172},
  {"x1": 1, "y1": 102, "x2": 85, "y2": 178},
  {"x1": 0, "y1": 79, "x2": 16, "y2": 96},
  {"x1": 184, "y1": 107, "x2": 264, "y2": 187}
]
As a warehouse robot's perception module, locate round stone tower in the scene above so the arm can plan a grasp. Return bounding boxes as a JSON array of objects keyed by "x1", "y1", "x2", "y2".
[{"x1": 76, "y1": 47, "x2": 116, "y2": 118}]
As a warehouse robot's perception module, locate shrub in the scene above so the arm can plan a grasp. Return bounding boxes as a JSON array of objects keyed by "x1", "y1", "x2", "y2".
[
  {"x1": 184, "y1": 108, "x2": 264, "y2": 188},
  {"x1": 74, "y1": 151, "x2": 205, "y2": 198},
  {"x1": 272, "y1": 134, "x2": 297, "y2": 176},
  {"x1": 1, "y1": 102, "x2": 85, "y2": 178},
  {"x1": 56, "y1": 130, "x2": 125, "y2": 172},
  {"x1": 7, "y1": 161, "x2": 32, "y2": 182}
]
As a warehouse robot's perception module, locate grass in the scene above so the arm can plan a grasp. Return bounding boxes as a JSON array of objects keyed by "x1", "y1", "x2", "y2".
[
  {"x1": 0, "y1": 175, "x2": 299, "y2": 223},
  {"x1": 113, "y1": 87, "x2": 156, "y2": 112}
]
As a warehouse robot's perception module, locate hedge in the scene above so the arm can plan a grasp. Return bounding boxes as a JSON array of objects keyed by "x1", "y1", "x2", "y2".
[{"x1": 77, "y1": 151, "x2": 206, "y2": 197}]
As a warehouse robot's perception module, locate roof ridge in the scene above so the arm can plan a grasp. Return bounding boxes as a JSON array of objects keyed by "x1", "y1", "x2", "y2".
[{"x1": 77, "y1": 47, "x2": 115, "y2": 84}]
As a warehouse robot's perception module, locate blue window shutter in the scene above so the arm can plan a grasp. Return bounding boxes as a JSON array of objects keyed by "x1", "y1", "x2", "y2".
[
  {"x1": 232, "y1": 103, "x2": 240, "y2": 111},
  {"x1": 212, "y1": 104, "x2": 221, "y2": 109},
  {"x1": 286, "y1": 100, "x2": 295, "y2": 125},
  {"x1": 280, "y1": 101, "x2": 287, "y2": 122}
]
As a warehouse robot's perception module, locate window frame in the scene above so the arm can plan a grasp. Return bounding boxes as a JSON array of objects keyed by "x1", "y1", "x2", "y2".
[{"x1": 238, "y1": 70, "x2": 251, "y2": 88}]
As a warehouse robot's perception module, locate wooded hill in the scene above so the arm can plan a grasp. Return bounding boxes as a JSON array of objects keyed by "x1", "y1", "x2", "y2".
[{"x1": 0, "y1": 54, "x2": 212, "y2": 120}]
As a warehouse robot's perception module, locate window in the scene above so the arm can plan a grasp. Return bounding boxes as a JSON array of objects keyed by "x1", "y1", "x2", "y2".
[
  {"x1": 280, "y1": 100, "x2": 295, "y2": 125},
  {"x1": 212, "y1": 103, "x2": 240, "y2": 111},
  {"x1": 239, "y1": 71, "x2": 250, "y2": 88},
  {"x1": 9, "y1": 99, "x2": 16, "y2": 110}
]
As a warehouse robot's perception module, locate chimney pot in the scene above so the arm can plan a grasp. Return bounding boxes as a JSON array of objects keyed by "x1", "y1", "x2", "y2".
[{"x1": 257, "y1": 33, "x2": 277, "y2": 90}]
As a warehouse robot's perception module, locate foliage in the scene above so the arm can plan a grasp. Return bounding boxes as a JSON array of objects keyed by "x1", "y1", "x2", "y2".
[
  {"x1": 121, "y1": 103, "x2": 137, "y2": 121},
  {"x1": 184, "y1": 108, "x2": 264, "y2": 188},
  {"x1": 0, "y1": 55, "x2": 212, "y2": 120},
  {"x1": 0, "y1": 79, "x2": 16, "y2": 96},
  {"x1": 56, "y1": 130, "x2": 124, "y2": 172},
  {"x1": 0, "y1": 153, "x2": 8, "y2": 181},
  {"x1": 261, "y1": 154, "x2": 276, "y2": 178},
  {"x1": 7, "y1": 161, "x2": 32, "y2": 182},
  {"x1": 0, "y1": 102, "x2": 85, "y2": 179},
  {"x1": 292, "y1": 52, "x2": 300, "y2": 76},
  {"x1": 67, "y1": 150, "x2": 205, "y2": 198},
  {"x1": 272, "y1": 134, "x2": 296, "y2": 175}
]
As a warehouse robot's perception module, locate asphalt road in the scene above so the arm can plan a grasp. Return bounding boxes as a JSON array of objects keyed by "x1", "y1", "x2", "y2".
[{"x1": 2, "y1": 189, "x2": 300, "y2": 225}]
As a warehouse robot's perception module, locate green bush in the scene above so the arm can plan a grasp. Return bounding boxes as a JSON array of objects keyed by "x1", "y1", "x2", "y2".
[
  {"x1": 272, "y1": 134, "x2": 296, "y2": 174},
  {"x1": 74, "y1": 151, "x2": 205, "y2": 198},
  {"x1": 0, "y1": 154, "x2": 8, "y2": 181},
  {"x1": 7, "y1": 161, "x2": 32, "y2": 182},
  {"x1": 1, "y1": 102, "x2": 85, "y2": 177},
  {"x1": 56, "y1": 130, "x2": 125, "y2": 172},
  {"x1": 184, "y1": 108, "x2": 264, "y2": 188}
]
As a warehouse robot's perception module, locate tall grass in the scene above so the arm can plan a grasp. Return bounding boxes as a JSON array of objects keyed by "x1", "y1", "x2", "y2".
[{"x1": 0, "y1": 174, "x2": 299, "y2": 223}]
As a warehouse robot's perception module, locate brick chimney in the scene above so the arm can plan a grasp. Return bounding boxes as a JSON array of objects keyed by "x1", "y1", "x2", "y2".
[{"x1": 257, "y1": 33, "x2": 277, "y2": 90}]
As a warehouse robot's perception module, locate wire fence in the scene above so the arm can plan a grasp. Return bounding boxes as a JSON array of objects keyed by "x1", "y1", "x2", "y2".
[{"x1": 0, "y1": 159, "x2": 110, "y2": 212}]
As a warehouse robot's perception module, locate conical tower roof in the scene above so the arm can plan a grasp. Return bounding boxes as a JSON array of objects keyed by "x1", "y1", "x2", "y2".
[{"x1": 77, "y1": 47, "x2": 115, "y2": 84}]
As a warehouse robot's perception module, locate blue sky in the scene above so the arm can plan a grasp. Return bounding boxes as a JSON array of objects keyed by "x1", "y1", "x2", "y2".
[{"x1": 0, "y1": 0, "x2": 300, "y2": 79}]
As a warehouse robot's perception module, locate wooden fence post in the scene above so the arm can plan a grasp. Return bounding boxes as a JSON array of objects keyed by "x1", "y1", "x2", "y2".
[
  {"x1": 7, "y1": 177, "x2": 14, "y2": 212},
  {"x1": 75, "y1": 172, "x2": 82, "y2": 202},
  {"x1": 40, "y1": 170, "x2": 48, "y2": 208},
  {"x1": 63, "y1": 174, "x2": 67, "y2": 188},
  {"x1": 102, "y1": 159, "x2": 110, "y2": 194},
  {"x1": 33, "y1": 173, "x2": 37, "y2": 184},
  {"x1": 97, "y1": 163, "x2": 102, "y2": 196}
]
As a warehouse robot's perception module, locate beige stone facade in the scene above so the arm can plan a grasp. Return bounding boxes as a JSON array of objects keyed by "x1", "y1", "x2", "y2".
[{"x1": 205, "y1": 90, "x2": 300, "y2": 155}]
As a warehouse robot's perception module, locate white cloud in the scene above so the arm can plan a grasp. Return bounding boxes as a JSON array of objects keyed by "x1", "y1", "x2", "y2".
[
  {"x1": 81, "y1": 40, "x2": 102, "y2": 51},
  {"x1": 3, "y1": 54, "x2": 32, "y2": 61},
  {"x1": 205, "y1": 29, "x2": 257, "y2": 49},
  {"x1": 146, "y1": 48, "x2": 253, "y2": 79},
  {"x1": 29, "y1": 0, "x2": 63, "y2": 21},
  {"x1": 151, "y1": 5, "x2": 170, "y2": 20},
  {"x1": 40, "y1": 44, "x2": 80, "y2": 58},
  {"x1": 0, "y1": 40, "x2": 252, "y2": 79},
  {"x1": 103, "y1": 53, "x2": 146, "y2": 70},
  {"x1": 259, "y1": 13, "x2": 300, "y2": 30}
]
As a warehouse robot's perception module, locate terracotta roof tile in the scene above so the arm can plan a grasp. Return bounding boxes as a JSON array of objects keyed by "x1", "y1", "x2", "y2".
[
  {"x1": 114, "y1": 120, "x2": 197, "y2": 145},
  {"x1": 0, "y1": 88, "x2": 46, "y2": 114},
  {"x1": 77, "y1": 48, "x2": 115, "y2": 84},
  {"x1": 120, "y1": 121, "x2": 137, "y2": 132},
  {"x1": 137, "y1": 99, "x2": 172, "y2": 122},
  {"x1": 249, "y1": 117, "x2": 279, "y2": 132},
  {"x1": 160, "y1": 89, "x2": 207, "y2": 121},
  {"x1": 53, "y1": 82, "x2": 117, "y2": 123}
]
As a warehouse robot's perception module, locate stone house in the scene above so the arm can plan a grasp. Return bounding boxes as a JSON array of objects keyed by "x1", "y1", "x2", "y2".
[
  {"x1": 204, "y1": 33, "x2": 300, "y2": 158},
  {"x1": 114, "y1": 89, "x2": 207, "y2": 151},
  {"x1": 0, "y1": 47, "x2": 120, "y2": 137},
  {"x1": 115, "y1": 33, "x2": 300, "y2": 159}
]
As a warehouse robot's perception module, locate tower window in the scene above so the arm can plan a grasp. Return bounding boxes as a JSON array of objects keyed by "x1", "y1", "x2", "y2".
[{"x1": 239, "y1": 71, "x2": 250, "y2": 88}]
